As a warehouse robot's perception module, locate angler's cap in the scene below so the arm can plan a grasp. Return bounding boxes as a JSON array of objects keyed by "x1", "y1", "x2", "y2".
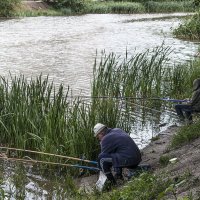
[{"x1": 93, "y1": 123, "x2": 106, "y2": 137}]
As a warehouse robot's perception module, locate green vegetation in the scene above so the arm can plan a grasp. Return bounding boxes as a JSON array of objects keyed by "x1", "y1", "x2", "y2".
[
  {"x1": 0, "y1": 0, "x2": 21, "y2": 17},
  {"x1": 92, "y1": 47, "x2": 200, "y2": 103},
  {"x1": 83, "y1": 0, "x2": 195, "y2": 14},
  {"x1": 171, "y1": 119, "x2": 200, "y2": 148},
  {"x1": 0, "y1": 0, "x2": 197, "y2": 17},
  {"x1": 0, "y1": 47, "x2": 200, "y2": 164},
  {"x1": 14, "y1": 9, "x2": 65, "y2": 17},
  {"x1": 159, "y1": 155, "x2": 170, "y2": 166},
  {"x1": 86, "y1": 172, "x2": 193, "y2": 200},
  {"x1": 173, "y1": 10, "x2": 200, "y2": 40},
  {"x1": 84, "y1": 1, "x2": 145, "y2": 14},
  {"x1": 145, "y1": 1, "x2": 194, "y2": 13},
  {"x1": 0, "y1": 75, "x2": 99, "y2": 163},
  {"x1": 44, "y1": 0, "x2": 85, "y2": 13}
]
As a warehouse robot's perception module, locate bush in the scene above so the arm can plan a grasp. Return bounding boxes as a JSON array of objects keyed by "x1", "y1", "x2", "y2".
[
  {"x1": 0, "y1": 0, "x2": 21, "y2": 17},
  {"x1": 145, "y1": 1, "x2": 195, "y2": 13},
  {"x1": 173, "y1": 11, "x2": 200, "y2": 40},
  {"x1": 44, "y1": 0, "x2": 85, "y2": 12},
  {"x1": 193, "y1": 0, "x2": 200, "y2": 7}
]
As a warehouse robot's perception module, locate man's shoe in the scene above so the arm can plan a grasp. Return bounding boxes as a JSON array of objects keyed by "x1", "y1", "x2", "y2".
[
  {"x1": 179, "y1": 116, "x2": 185, "y2": 122},
  {"x1": 114, "y1": 174, "x2": 124, "y2": 180}
]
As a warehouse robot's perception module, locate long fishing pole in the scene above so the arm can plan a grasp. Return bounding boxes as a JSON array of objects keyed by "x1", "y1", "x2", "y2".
[
  {"x1": 67, "y1": 95, "x2": 190, "y2": 102},
  {"x1": 0, "y1": 157, "x2": 99, "y2": 171},
  {"x1": 0, "y1": 147, "x2": 98, "y2": 165}
]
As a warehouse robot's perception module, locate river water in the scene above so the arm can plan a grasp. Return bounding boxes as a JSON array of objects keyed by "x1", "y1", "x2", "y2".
[
  {"x1": 0, "y1": 13, "x2": 199, "y2": 94},
  {"x1": 0, "y1": 13, "x2": 199, "y2": 199}
]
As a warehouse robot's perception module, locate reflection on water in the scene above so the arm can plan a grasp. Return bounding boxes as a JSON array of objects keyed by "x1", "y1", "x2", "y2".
[
  {"x1": 0, "y1": 160, "x2": 78, "y2": 199},
  {"x1": 0, "y1": 13, "x2": 198, "y2": 198}
]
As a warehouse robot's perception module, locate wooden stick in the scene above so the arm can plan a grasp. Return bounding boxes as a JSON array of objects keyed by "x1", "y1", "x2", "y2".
[
  {"x1": 0, "y1": 156, "x2": 99, "y2": 171},
  {"x1": 0, "y1": 147, "x2": 98, "y2": 165}
]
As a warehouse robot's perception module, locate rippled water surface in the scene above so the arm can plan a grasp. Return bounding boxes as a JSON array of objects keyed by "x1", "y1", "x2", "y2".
[{"x1": 0, "y1": 13, "x2": 198, "y2": 94}]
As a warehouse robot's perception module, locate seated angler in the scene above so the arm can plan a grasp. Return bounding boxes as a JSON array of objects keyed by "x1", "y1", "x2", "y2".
[{"x1": 175, "y1": 78, "x2": 200, "y2": 123}]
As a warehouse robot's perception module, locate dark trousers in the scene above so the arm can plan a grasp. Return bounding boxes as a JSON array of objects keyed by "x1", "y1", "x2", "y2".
[
  {"x1": 175, "y1": 104, "x2": 193, "y2": 120},
  {"x1": 98, "y1": 153, "x2": 122, "y2": 183}
]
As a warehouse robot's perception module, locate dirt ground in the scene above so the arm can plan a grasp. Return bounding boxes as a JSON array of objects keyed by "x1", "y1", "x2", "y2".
[
  {"x1": 79, "y1": 124, "x2": 200, "y2": 198},
  {"x1": 21, "y1": 1, "x2": 50, "y2": 10},
  {"x1": 141, "y1": 124, "x2": 200, "y2": 199}
]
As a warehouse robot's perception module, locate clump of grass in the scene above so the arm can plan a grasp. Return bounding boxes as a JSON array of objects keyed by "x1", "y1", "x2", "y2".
[
  {"x1": 173, "y1": 10, "x2": 200, "y2": 41},
  {"x1": 94, "y1": 172, "x2": 173, "y2": 199},
  {"x1": 84, "y1": 1, "x2": 145, "y2": 14},
  {"x1": 151, "y1": 135, "x2": 160, "y2": 141},
  {"x1": 92, "y1": 46, "x2": 172, "y2": 103},
  {"x1": 145, "y1": 1, "x2": 195, "y2": 13},
  {"x1": 159, "y1": 155, "x2": 170, "y2": 166},
  {"x1": 170, "y1": 120, "x2": 200, "y2": 148}
]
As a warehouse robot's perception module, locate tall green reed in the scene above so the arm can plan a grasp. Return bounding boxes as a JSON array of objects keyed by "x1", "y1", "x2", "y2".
[
  {"x1": 84, "y1": 1, "x2": 145, "y2": 14},
  {"x1": 145, "y1": 1, "x2": 195, "y2": 13},
  {"x1": 91, "y1": 46, "x2": 200, "y2": 129},
  {"x1": 1, "y1": 47, "x2": 200, "y2": 171}
]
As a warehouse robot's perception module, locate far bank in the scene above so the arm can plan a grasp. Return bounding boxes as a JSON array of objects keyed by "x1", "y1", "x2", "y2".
[{"x1": 0, "y1": 0, "x2": 197, "y2": 17}]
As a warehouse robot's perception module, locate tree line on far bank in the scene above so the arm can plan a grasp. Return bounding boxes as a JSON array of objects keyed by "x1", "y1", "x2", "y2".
[{"x1": 0, "y1": 0, "x2": 199, "y2": 17}]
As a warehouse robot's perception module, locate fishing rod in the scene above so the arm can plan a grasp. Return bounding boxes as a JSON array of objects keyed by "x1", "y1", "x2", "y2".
[
  {"x1": 0, "y1": 147, "x2": 98, "y2": 165},
  {"x1": 0, "y1": 156, "x2": 99, "y2": 171},
  {"x1": 67, "y1": 95, "x2": 190, "y2": 102},
  {"x1": 160, "y1": 98, "x2": 190, "y2": 103}
]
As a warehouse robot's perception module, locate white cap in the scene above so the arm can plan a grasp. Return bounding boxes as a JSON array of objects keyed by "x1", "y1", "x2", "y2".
[{"x1": 93, "y1": 123, "x2": 106, "y2": 137}]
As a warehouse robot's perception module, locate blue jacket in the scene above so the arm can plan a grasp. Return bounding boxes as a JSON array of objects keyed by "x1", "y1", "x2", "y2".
[{"x1": 99, "y1": 128, "x2": 141, "y2": 168}]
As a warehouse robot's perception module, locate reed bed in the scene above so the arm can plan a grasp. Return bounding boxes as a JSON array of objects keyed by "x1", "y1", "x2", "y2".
[
  {"x1": 0, "y1": 75, "x2": 97, "y2": 165},
  {"x1": 14, "y1": 9, "x2": 64, "y2": 17},
  {"x1": 1, "y1": 47, "x2": 200, "y2": 173},
  {"x1": 92, "y1": 46, "x2": 172, "y2": 103},
  {"x1": 92, "y1": 46, "x2": 200, "y2": 128},
  {"x1": 173, "y1": 11, "x2": 200, "y2": 40},
  {"x1": 84, "y1": 1, "x2": 145, "y2": 14},
  {"x1": 145, "y1": 1, "x2": 195, "y2": 13}
]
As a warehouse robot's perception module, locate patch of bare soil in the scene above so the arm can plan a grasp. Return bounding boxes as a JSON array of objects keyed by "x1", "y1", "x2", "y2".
[
  {"x1": 21, "y1": 1, "x2": 49, "y2": 11},
  {"x1": 141, "y1": 125, "x2": 200, "y2": 199}
]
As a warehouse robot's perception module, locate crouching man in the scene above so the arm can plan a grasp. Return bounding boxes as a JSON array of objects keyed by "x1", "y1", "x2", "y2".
[{"x1": 94, "y1": 123, "x2": 141, "y2": 185}]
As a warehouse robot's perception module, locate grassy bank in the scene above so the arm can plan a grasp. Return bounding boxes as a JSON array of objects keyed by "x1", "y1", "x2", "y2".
[
  {"x1": 171, "y1": 119, "x2": 200, "y2": 148},
  {"x1": 83, "y1": 1, "x2": 145, "y2": 14},
  {"x1": 87, "y1": 172, "x2": 193, "y2": 200}
]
